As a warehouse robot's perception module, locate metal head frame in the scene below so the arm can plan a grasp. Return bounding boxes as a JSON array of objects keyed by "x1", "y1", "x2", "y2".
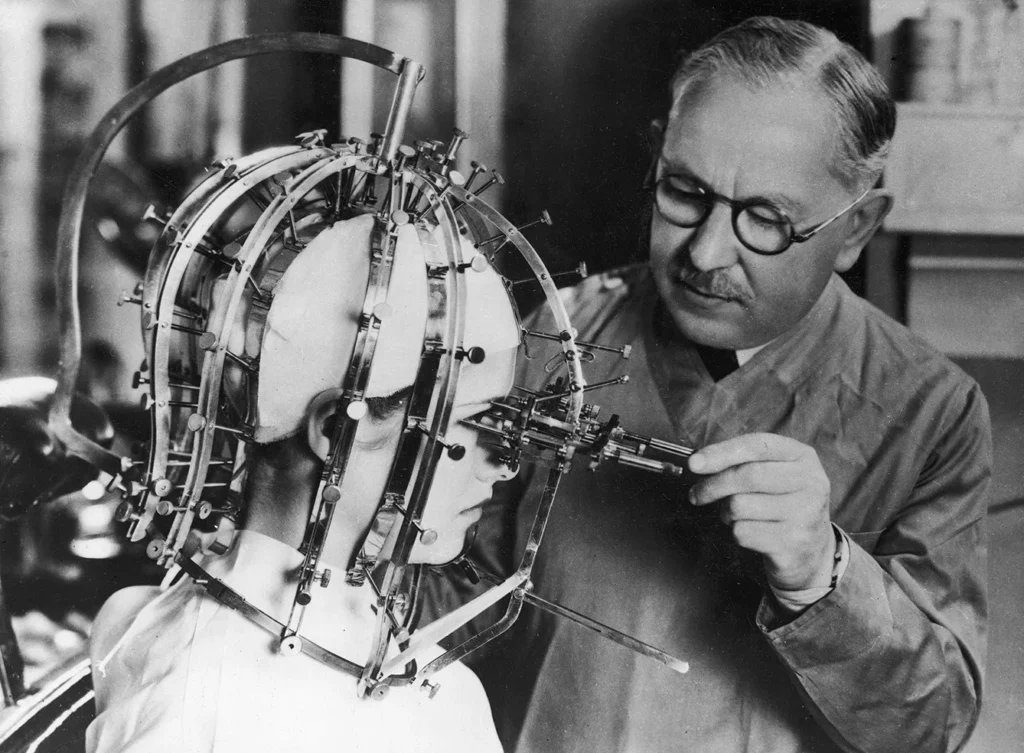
[{"x1": 50, "y1": 33, "x2": 692, "y2": 702}]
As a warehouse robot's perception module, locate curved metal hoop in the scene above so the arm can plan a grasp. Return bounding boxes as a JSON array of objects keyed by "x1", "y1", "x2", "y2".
[{"x1": 50, "y1": 33, "x2": 424, "y2": 473}]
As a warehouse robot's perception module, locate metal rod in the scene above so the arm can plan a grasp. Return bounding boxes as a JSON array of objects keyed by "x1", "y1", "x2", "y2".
[
  {"x1": 534, "y1": 376, "x2": 628, "y2": 403},
  {"x1": 380, "y1": 60, "x2": 425, "y2": 162},
  {"x1": 52, "y1": 33, "x2": 413, "y2": 474},
  {"x1": 0, "y1": 569, "x2": 25, "y2": 706},
  {"x1": 473, "y1": 569, "x2": 688, "y2": 676},
  {"x1": 522, "y1": 328, "x2": 628, "y2": 355},
  {"x1": 518, "y1": 587, "x2": 689, "y2": 675}
]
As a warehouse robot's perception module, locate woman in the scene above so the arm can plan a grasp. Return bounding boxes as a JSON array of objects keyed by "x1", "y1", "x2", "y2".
[{"x1": 87, "y1": 214, "x2": 518, "y2": 752}]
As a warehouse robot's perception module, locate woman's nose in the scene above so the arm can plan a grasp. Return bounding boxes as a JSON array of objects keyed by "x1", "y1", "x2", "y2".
[
  {"x1": 493, "y1": 457, "x2": 519, "y2": 481},
  {"x1": 473, "y1": 440, "x2": 519, "y2": 483}
]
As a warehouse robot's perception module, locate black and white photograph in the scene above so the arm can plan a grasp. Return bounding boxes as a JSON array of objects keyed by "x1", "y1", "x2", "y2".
[{"x1": 0, "y1": 1, "x2": 1021, "y2": 751}]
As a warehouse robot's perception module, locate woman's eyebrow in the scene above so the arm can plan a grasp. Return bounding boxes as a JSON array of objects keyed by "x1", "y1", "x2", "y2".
[{"x1": 364, "y1": 385, "x2": 414, "y2": 420}]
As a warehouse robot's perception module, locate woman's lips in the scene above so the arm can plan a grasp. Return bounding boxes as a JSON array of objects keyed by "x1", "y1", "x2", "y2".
[{"x1": 458, "y1": 500, "x2": 487, "y2": 521}]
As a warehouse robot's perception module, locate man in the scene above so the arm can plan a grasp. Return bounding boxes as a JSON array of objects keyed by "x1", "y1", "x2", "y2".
[
  {"x1": 86, "y1": 216, "x2": 517, "y2": 752},
  {"x1": 451, "y1": 16, "x2": 989, "y2": 753}
]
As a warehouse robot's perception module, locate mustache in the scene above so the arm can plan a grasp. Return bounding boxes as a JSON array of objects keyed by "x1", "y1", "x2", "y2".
[{"x1": 673, "y1": 259, "x2": 750, "y2": 301}]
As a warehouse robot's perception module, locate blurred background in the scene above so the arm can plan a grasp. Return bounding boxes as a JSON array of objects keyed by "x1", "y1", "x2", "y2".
[{"x1": 0, "y1": 0, "x2": 1021, "y2": 750}]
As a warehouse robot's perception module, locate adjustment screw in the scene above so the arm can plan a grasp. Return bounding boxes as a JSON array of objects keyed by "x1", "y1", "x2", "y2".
[
  {"x1": 279, "y1": 635, "x2": 302, "y2": 656},
  {"x1": 151, "y1": 478, "x2": 174, "y2": 497},
  {"x1": 346, "y1": 401, "x2": 368, "y2": 421},
  {"x1": 198, "y1": 332, "x2": 218, "y2": 351},
  {"x1": 145, "y1": 540, "x2": 164, "y2": 560}
]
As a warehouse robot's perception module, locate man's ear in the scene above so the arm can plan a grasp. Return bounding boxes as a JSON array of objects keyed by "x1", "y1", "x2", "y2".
[
  {"x1": 648, "y1": 118, "x2": 666, "y2": 150},
  {"x1": 305, "y1": 388, "x2": 344, "y2": 461},
  {"x1": 644, "y1": 118, "x2": 667, "y2": 188},
  {"x1": 834, "y1": 189, "x2": 894, "y2": 273}
]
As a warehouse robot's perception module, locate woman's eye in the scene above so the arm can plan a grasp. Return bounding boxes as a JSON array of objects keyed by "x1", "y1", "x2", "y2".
[
  {"x1": 461, "y1": 410, "x2": 507, "y2": 446},
  {"x1": 471, "y1": 411, "x2": 500, "y2": 428},
  {"x1": 353, "y1": 420, "x2": 402, "y2": 452}
]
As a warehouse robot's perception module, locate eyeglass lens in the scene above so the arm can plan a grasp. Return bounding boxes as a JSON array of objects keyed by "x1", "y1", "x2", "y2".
[{"x1": 654, "y1": 176, "x2": 792, "y2": 254}]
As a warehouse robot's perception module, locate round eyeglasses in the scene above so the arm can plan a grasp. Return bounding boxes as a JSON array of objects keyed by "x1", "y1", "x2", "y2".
[{"x1": 651, "y1": 174, "x2": 870, "y2": 256}]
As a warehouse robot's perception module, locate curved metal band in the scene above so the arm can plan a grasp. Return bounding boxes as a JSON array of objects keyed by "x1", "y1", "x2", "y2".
[
  {"x1": 450, "y1": 186, "x2": 586, "y2": 420},
  {"x1": 51, "y1": 32, "x2": 421, "y2": 473},
  {"x1": 163, "y1": 152, "x2": 365, "y2": 561},
  {"x1": 174, "y1": 556, "x2": 369, "y2": 680},
  {"x1": 137, "y1": 146, "x2": 336, "y2": 543},
  {"x1": 357, "y1": 173, "x2": 470, "y2": 692},
  {"x1": 283, "y1": 197, "x2": 406, "y2": 639},
  {"x1": 366, "y1": 187, "x2": 587, "y2": 684}
]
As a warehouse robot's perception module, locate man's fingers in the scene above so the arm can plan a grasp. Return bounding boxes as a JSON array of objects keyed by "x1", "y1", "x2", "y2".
[
  {"x1": 716, "y1": 493, "x2": 794, "y2": 524},
  {"x1": 688, "y1": 433, "x2": 809, "y2": 474},
  {"x1": 689, "y1": 463, "x2": 800, "y2": 505},
  {"x1": 730, "y1": 519, "x2": 792, "y2": 555}
]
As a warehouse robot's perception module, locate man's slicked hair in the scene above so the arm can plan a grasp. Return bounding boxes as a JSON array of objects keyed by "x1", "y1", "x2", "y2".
[{"x1": 670, "y1": 16, "x2": 896, "y2": 190}]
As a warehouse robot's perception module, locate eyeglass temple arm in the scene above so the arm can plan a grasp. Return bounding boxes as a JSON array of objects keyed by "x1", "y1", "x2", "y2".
[{"x1": 792, "y1": 185, "x2": 872, "y2": 243}]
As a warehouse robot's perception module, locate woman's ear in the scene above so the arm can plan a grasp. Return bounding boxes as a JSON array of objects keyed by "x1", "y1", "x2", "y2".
[{"x1": 305, "y1": 388, "x2": 344, "y2": 461}]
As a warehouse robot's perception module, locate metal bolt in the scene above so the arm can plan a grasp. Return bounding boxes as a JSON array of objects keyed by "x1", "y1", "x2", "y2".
[{"x1": 279, "y1": 635, "x2": 302, "y2": 656}]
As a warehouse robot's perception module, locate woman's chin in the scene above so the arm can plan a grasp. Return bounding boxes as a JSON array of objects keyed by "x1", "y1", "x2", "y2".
[
  {"x1": 409, "y1": 528, "x2": 471, "y2": 566},
  {"x1": 399, "y1": 508, "x2": 484, "y2": 565}
]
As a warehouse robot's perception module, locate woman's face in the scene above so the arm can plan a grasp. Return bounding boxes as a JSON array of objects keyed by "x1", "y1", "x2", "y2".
[{"x1": 341, "y1": 345, "x2": 518, "y2": 566}]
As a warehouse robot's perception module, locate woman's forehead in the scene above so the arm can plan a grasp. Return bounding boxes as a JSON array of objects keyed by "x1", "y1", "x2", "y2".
[{"x1": 453, "y1": 346, "x2": 516, "y2": 409}]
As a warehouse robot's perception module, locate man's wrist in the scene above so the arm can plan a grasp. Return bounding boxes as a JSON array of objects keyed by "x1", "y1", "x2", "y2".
[{"x1": 770, "y1": 525, "x2": 848, "y2": 614}]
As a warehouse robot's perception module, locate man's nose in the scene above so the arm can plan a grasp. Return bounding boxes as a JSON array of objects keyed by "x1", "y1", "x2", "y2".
[{"x1": 684, "y1": 203, "x2": 741, "y2": 272}]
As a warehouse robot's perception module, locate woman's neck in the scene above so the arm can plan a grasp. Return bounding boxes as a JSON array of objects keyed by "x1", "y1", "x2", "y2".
[
  {"x1": 243, "y1": 460, "x2": 376, "y2": 630},
  {"x1": 244, "y1": 441, "x2": 365, "y2": 588}
]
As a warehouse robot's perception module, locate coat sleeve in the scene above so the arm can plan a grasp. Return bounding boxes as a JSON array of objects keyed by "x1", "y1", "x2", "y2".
[{"x1": 757, "y1": 380, "x2": 990, "y2": 753}]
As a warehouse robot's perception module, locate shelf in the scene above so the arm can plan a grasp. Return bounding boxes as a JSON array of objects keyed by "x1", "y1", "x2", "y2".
[
  {"x1": 883, "y1": 103, "x2": 1024, "y2": 235},
  {"x1": 908, "y1": 253, "x2": 1024, "y2": 358},
  {"x1": 893, "y1": 102, "x2": 1024, "y2": 119}
]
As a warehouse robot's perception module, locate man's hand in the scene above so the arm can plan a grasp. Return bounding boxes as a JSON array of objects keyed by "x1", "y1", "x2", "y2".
[{"x1": 687, "y1": 433, "x2": 836, "y2": 591}]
